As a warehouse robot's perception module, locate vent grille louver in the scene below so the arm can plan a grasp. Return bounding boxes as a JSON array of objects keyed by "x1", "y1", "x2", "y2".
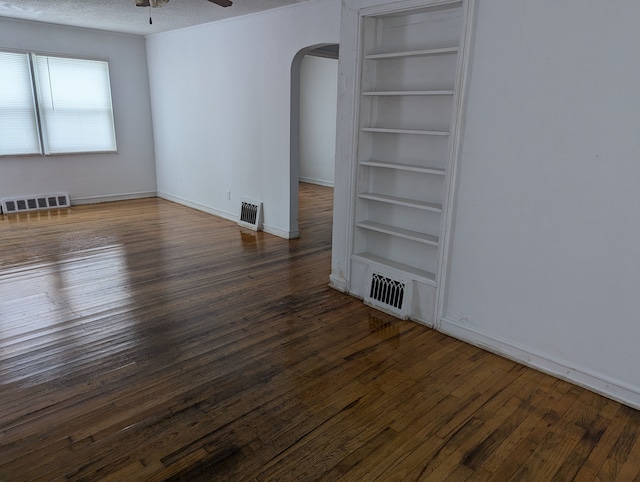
[
  {"x1": 1, "y1": 193, "x2": 70, "y2": 214},
  {"x1": 369, "y1": 273, "x2": 405, "y2": 309},
  {"x1": 238, "y1": 198, "x2": 263, "y2": 231},
  {"x1": 241, "y1": 202, "x2": 258, "y2": 225},
  {"x1": 364, "y1": 269, "x2": 412, "y2": 319}
]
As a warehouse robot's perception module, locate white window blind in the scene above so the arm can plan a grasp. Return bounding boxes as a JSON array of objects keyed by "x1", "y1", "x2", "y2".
[
  {"x1": 0, "y1": 50, "x2": 117, "y2": 157},
  {"x1": 33, "y1": 55, "x2": 117, "y2": 154},
  {"x1": 0, "y1": 51, "x2": 41, "y2": 156}
]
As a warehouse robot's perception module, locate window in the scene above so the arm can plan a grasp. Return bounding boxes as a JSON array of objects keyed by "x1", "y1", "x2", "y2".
[
  {"x1": 0, "y1": 51, "x2": 117, "y2": 156},
  {"x1": 0, "y1": 51, "x2": 40, "y2": 156}
]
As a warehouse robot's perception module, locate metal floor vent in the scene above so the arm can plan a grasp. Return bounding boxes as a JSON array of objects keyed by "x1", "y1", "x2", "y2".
[
  {"x1": 364, "y1": 271, "x2": 412, "y2": 319},
  {"x1": 238, "y1": 198, "x2": 263, "y2": 231},
  {"x1": 1, "y1": 193, "x2": 70, "y2": 214}
]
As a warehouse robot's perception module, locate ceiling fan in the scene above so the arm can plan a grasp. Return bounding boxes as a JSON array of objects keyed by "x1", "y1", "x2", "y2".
[{"x1": 135, "y1": 0, "x2": 233, "y2": 7}]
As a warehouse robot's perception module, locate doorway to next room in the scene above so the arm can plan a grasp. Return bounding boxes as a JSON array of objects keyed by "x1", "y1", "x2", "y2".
[{"x1": 290, "y1": 43, "x2": 338, "y2": 239}]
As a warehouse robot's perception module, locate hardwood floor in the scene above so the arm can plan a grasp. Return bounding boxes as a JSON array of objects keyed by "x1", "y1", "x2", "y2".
[{"x1": 1, "y1": 182, "x2": 639, "y2": 481}]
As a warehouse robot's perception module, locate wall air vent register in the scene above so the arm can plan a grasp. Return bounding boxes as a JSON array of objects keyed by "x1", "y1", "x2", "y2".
[{"x1": 1, "y1": 193, "x2": 70, "y2": 214}]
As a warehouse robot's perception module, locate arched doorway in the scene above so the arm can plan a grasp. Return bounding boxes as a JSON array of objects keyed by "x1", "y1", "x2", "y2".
[{"x1": 289, "y1": 44, "x2": 339, "y2": 238}]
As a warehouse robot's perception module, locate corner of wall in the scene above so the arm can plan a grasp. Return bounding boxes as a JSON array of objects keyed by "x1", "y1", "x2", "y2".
[{"x1": 439, "y1": 317, "x2": 640, "y2": 410}]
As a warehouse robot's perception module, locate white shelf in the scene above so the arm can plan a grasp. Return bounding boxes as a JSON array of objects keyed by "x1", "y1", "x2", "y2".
[
  {"x1": 358, "y1": 192, "x2": 442, "y2": 212},
  {"x1": 361, "y1": 127, "x2": 449, "y2": 136},
  {"x1": 365, "y1": 47, "x2": 459, "y2": 60},
  {"x1": 362, "y1": 90, "x2": 455, "y2": 96},
  {"x1": 351, "y1": 2, "x2": 469, "y2": 319},
  {"x1": 359, "y1": 160, "x2": 446, "y2": 175},
  {"x1": 352, "y1": 252, "x2": 437, "y2": 285},
  {"x1": 356, "y1": 220, "x2": 439, "y2": 246}
]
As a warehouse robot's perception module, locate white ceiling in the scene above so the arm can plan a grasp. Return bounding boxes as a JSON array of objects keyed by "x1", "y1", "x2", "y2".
[{"x1": 0, "y1": 0, "x2": 315, "y2": 36}]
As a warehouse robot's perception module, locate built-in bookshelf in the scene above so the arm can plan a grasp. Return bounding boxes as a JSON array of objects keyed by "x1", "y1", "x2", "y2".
[{"x1": 350, "y1": 0, "x2": 471, "y2": 323}]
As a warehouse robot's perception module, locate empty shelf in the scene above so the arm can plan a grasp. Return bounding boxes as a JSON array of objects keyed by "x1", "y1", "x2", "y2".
[
  {"x1": 358, "y1": 193, "x2": 443, "y2": 212},
  {"x1": 361, "y1": 127, "x2": 449, "y2": 136},
  {"x1": 362, "y1": 90, "x2": 455, "y2": 96},
  {"x1": 359, "y1": 160, "x2": 446, "y2": 175},
  {"x1": 365, "y1": 47, "x2": 459, "y2": 60},
  {"x1": 352, "y1": 252, "x2": 437, "y2": 285},
  {"x1": 356, "y1": 221, "x2": 439, "y2": 246}
]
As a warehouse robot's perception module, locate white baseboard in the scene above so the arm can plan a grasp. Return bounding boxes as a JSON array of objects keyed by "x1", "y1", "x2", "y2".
[
  {"x1": 158, "y1": 191, "x2": 298, "y2": 240},
  {"x1": 329, "y1": 273, "x2": 347, "y2": 292},
  {"x1": 299, "y1": 177, "x2": 334, "y2": 188},
  {"x1": 157, "y1": 191, "x2": 237, "y2": 222},
  {"x1": 264, "y1": 225, "x2": 299, "y2": 240},
  {"x1": 72, "y1": 191, "x2": 156, "y2": 205},
  {"x1": 439, "y1": 316, "x2": 640, "y2": 410}
]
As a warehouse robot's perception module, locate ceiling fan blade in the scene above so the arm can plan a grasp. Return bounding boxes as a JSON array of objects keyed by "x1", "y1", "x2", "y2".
[
  {"x1": 136, "y1": 0, "x2": 170, "y2": 6},
  {"x1": 208, "y1": 0, "x2": 233, "y2": 6}
]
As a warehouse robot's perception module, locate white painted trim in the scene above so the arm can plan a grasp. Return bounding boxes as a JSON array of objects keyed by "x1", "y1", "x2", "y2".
[
  {"x1": 329, "y1": 273, "x2": 348, "y2": 292},
  {"x1": 157, "y1": 191, "x2": 237, "y2": 223},
  {"x1": 411, "y1": 316, "x2": 436, "y2": 329},
  {"x1": 299, "y1": 177, "x2": 335, "y2": 188},
  {"x1": 435, "y1": 0, "x2": 476, "y2": 328},
  {"x1": 72, "y1": 191, "x2": 156, "y2": 205},
  {"x1": 439, "y1": 317, "x2": 640, "y2": 410},
  {"x1": 264, "y1": 225, "x2": 299, "y2": 240},
  {"x1": 342, "y1": 6, "x2": 367, "y2": 293},
  {"x1": 157, "y1": 191, "x2": 298, "y2": 240}
]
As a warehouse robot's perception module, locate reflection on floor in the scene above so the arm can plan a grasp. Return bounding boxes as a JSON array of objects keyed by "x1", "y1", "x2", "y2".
[{"x1": 1, "y1": 182, "x2": 639, "y2": 481}]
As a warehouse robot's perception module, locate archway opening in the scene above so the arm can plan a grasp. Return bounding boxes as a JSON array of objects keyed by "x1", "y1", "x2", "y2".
[{"x1": 289, "y1": 43, "x2": 339, "y2": 238}]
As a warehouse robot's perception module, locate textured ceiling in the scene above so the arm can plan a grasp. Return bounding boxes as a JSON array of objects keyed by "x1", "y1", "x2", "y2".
[{"x1": 0, "y1": 0, "x2": 314, "y2": 36}]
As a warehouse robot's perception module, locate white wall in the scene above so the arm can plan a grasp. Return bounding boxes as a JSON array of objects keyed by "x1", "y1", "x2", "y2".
[
  {"x1": 442, "y1": 0, "x2": 640, "y2": 407},
  {"x1": 332, "y1": 0, "x2": 640, "y2": 407},
  {"x1": 146, "y1": 0, "x2": 340, "y2": 238},
  {"x1": 0, "y1": 18, "x2": 156, "y2": 204},
  {"x1": 299, "y1": 55, "x2": 337, "y2": 187}
]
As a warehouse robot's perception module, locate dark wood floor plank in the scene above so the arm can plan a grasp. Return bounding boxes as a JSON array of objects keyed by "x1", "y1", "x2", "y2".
[{"x1": 1, "y1": 182, "x2": 639, "y2": 481}]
